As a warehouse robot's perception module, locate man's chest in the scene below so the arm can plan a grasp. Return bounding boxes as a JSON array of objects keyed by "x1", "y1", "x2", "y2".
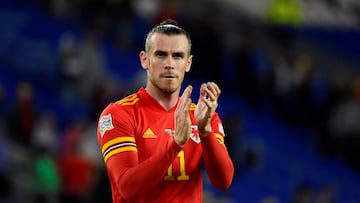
[{"x1": 134, "y1": 110, "x2": 203, "y2": 178}]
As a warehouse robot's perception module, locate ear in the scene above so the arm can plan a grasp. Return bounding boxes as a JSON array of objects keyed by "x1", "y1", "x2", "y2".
[
  {"x1": 185, "y1": 55, "x2": 193, "y2": 73},
  {"x1": 139, "y1": 51, "x2": 148, "y2": 70}
]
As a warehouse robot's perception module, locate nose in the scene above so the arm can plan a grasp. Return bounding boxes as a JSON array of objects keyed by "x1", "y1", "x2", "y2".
[{"x1": 164, "y1": 56, "x2": 175, "y2": 70}]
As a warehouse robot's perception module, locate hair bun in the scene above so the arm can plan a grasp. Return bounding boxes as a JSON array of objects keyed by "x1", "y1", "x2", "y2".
[{"x1": 159, "y1": 19, "x2": 179, "y2": 26}]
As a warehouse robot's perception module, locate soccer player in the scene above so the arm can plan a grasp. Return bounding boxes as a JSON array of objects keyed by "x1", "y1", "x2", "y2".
[{"x1": 97, "y1": 19, "x2": 234, "y2": 203}]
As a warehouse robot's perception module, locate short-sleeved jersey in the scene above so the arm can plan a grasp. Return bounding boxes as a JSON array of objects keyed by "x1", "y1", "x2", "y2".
[{"x1": 97, "y1": 88, "x2": 233, "y2": 203}]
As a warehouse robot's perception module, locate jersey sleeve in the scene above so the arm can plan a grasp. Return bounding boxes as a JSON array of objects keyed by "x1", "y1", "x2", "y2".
[
  {"x1": 201, "y1": 112, "x2": 234, "y2": 189},
  {"x1": 97, "y1": 103, "x2": 183, "y2": 202}
]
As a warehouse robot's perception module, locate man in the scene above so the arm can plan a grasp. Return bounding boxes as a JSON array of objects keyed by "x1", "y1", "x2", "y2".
[{"x1": 97, "y1": 19, "x2": 234, "y2": 203}]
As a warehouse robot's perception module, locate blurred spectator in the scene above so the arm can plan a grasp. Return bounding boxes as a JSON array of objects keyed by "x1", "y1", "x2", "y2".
[
  {"x1": 31, "y1": 111, "x2": 59, "y2": 155},
  {"x1": 292, "y1": 53, "x2": 316, "y2": 126},
  {"x1": 105, "y1": 0, "x2": 134, "y2": 22},
  {"x1": 89, "y1": 78, "x2": 129, "y2": 121},
  {"x1": 260, "y1": 196, "x2": 280, "y2": 203},
  {"x1": 80, "y1": 123, "x2": 111, "y2": 203},
  {"x1": 0, "y1": 120, "x2": 8, "y2": 175},
  {"x1": 131, "y1": 0, "x2": 163, "y2": 20},
  {"x1": 7, "y1": 81, "x2": 37, "y2": 147},
  {"x1": 44, "y1": 0, "x2": 74, "y2": 20},
  {"x1": 31, "y1": 111, "x2": 61, "y2": 203},
  {"x1": 76, "y1": 20, "x2": 107, "y2": 102},
  {"x1": 222, "y1": 112, "x2": 264, "y2": 177},
  {"x1": 314, "y1": 186, "x2": 335, "y2": 203},
  {"x1": 266, "y1": 52, "x2": 318, "y2": 126},
  {"x1": 233, "y1": 30, "x2": 261, "y2": 108},
  {"x1": 58, "y1": 31, "x2": 82, "y2": 103},
  {"x1": 78, "y1": 122, "x2": 103, "y2": 168},
  {"x1": 153, "y1": 0, "x2": 182, "y2": 25},
  {"x1": 58, "y1": 119, "x2": 97, "y2": 203},
  {"x1": 106, "y1": 0, "x2": 137, "y2": 51},
  {"x1": 0, "y1": 119, "x2": 14, "y2": 202},
  {"x1": 291, "y1": 182, "x2": 313, "y2": 203},
  {"x1": 58, "y1": 18, "x2": 108, "y2": 104},
  {"x1": 328, "y1": 77, "x2": 360, "y2": 137},
  {"x1": 32, "y1": 146, "x2": 61, "y2": 203},
  {"x1": 266, "y1": 0, "x2": 303, "y2": 26},
  {"x1": 325, "y1": 0, "x2": 341, "y2": 14},
  {"x1": 266, "y1": 0, "x2": 303, "y2": 57},
  {"x1": 0, "y1": 84, "x2": 6, "y2": 118},
  {"x1": 328, "y1": 77, "x2": 360, "y2": 170},
  {"x1": 314, "y1": 76, "x2": 347, "y2": 157},
  {"x1": 90, "y1": 167, "x2": 112, "y2": 203},
  {"x1": 0, "y1": 171, "x2": 12, "y2": 202},
  {"x1": 223, "y1": 113, "x2": 245, "y2": 178},
  {"x1": 267, "y1": 51, "x2": 297, "y2": 123},
  {"x1": 243, "y1": 135, "x2": 265, "y2": 171}
]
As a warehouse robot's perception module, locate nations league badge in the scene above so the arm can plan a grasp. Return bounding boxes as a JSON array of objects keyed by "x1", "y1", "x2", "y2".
[{"x1": 99, "y1": 114, "x2": 114, "y2": 137}]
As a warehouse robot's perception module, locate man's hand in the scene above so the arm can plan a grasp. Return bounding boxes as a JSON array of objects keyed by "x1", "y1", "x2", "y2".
[
  {"x1": 174, "y1": 85, "x2": 193, "y2": 147},
  {"x1": 194, "y1": 82, "x2": 220, "y2": 138}
]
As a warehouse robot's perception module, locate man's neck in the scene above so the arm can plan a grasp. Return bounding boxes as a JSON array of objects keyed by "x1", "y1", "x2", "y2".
[{"x1": 145, "y1": 87, "x2": 179, "y2": 111}]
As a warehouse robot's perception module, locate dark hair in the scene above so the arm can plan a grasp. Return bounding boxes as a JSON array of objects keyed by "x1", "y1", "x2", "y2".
[{"x1": 144, "y1": 19, "x2": 192, "y2": 54}]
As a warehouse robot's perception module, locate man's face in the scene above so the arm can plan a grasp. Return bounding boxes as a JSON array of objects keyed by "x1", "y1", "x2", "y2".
[{"x1": 140, "y1": 33, "x2": 192, "y2": 94}]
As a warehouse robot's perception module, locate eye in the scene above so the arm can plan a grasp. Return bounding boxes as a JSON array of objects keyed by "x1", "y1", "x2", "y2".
[
  {"x1": 173, "y1": 53, "x2": 184, "y2": 59},
  {"x1": 155, "y1": 51, "x2": 166, "y2": 58}
]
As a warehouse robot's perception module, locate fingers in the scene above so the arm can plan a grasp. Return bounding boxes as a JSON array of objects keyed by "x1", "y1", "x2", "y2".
[
  {"x1": 182, "y1": 85, "x2": 193, "y2": 99},
  {"x1": 200, "y1": 82, "x2": 221, "y2": 104},
  {"x1": 206, "y1": 82, "x2": 221, "y2": 99},
  {"x1": 195, "y1": 82, "x2": 220, "y2": 137},
  {"x1": 179, "y1": 85, "x2": 193, "y2": 111},
  {"x1": 174, "y1": 85, "x2": 193, "y2": 147}
]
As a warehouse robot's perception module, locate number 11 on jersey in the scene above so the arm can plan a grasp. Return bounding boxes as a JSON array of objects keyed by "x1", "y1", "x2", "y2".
[{"x1": 164, "y1": 151, "x2": 189, "y2": 181}]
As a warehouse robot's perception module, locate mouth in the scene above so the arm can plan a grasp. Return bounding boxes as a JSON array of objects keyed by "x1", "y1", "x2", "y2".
[{"x1": 161, "y1": 73, "x2": 177, "y2": 79}]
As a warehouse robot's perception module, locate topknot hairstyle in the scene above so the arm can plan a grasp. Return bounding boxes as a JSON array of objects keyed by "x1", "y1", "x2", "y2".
[{"x1": 144, "y1": 19, "x2": 192, "y2": 54}]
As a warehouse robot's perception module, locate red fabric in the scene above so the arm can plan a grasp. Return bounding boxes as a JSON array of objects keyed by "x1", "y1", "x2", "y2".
[
  {"x1": 58, "y1": 153, "x2": 95, "y2": 195},
  {"x1": 97, "y1": 88, "x2": 234, "y2": 203}
]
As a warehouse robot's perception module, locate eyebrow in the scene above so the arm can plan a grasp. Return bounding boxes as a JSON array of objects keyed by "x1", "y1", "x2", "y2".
[
  {"x1": 173, "y1": 52, "x2": 185, "y2": 57},
  {"x1": 154, "y1": 50, "x2": 186, "y2": 57}
]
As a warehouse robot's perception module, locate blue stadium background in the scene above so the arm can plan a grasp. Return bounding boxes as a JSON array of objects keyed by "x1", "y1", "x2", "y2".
[{"x1": 1, "y1": 0, "x2": 360, "y2": 202}]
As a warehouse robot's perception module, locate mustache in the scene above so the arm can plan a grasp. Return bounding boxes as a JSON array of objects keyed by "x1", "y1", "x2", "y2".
[{"x1": 160, "y1": 72, "x2": 178, "y2": 78}]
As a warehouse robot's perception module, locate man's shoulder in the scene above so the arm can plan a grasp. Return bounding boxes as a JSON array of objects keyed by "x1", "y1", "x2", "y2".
[
  {"x1": 114, "y1": 92, "x2": 141, "y2": 107},
  {"x1": 101, "y1": 92, "x2": 142, "y2": 114}
]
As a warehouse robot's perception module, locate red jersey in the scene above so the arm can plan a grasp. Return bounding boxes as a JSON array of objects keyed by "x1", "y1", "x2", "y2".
[{"x1": 97, "y1": 88, "x2": 234, "y2": 203}]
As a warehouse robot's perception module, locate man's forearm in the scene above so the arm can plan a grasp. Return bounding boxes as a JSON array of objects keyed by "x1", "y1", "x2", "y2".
[{"x1": 201, "y1": 132, "x2": 234, "y2": 189}]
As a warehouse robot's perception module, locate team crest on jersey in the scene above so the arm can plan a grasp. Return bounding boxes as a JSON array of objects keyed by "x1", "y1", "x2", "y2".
[
  {"x1": 99, "y1": 114, "x2": 114, "y2": 137},
  {"x1": 190, "y1": 125, "x2": 201, "y2": 144}
]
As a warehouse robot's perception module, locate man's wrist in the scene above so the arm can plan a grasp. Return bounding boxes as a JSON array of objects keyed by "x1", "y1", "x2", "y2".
[
  {"x1": 199, "y1": 127, "x2": 212, "y2": 138},
  {"x1": 199, "y1": 131, "x2": 210, "y2": 138}
]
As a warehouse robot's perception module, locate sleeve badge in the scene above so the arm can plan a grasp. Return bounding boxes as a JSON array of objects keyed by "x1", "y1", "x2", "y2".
[
  {"x1": 218, "y1": 123, "x2": 225, "y2": 136},
  {"x1": 99, "y1": 114, "x2": 114, "y2": 137}
]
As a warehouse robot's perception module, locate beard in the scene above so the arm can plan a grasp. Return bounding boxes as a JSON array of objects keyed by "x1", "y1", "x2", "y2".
[
  {"x1": 150, "y1": 79, "x2": 178, "y2": 94},
  {"x1": 149, "y1": 74, "x2": 183, "y2": 94}
]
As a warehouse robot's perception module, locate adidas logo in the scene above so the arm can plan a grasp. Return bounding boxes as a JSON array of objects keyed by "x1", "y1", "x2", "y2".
[{"x1": 142, "y1": 128, "x2": 157, "y2": 138}]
